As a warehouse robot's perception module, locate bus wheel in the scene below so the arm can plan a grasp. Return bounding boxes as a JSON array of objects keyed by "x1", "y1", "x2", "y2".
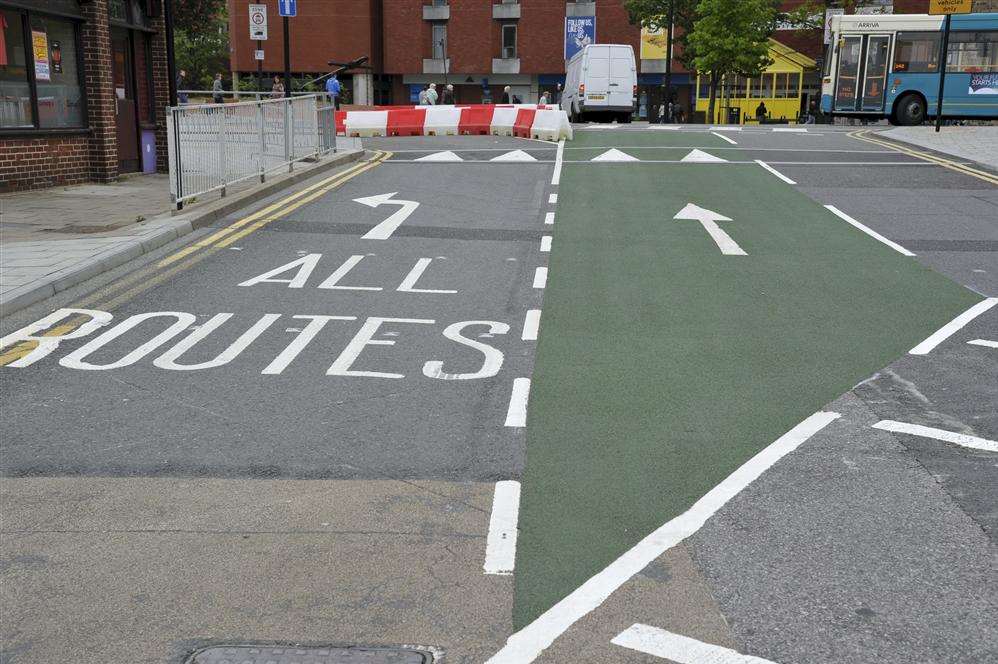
[{"x1": 896, "y1": 94, "x2": 926, "y2": 126}]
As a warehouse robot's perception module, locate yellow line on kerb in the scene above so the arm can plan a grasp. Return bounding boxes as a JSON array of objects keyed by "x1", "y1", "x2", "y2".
[
  {"x1": 0, "y1": 151, "x2": 389, "y2": 367},
  {"x1": 849, "y1": 130, "x2": 998, "y2": 186}
]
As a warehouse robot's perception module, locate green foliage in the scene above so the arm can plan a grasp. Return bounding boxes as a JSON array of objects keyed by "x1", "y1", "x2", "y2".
[
  {"x1": 174, "y1": 2, "x2": 229, "y2": 90},
  {"x1": 623, "y1": 0, "x2": 700, "y2": 69},
  {"x1": 173, "y1": 0, "x2": 227, "y2": 34}
]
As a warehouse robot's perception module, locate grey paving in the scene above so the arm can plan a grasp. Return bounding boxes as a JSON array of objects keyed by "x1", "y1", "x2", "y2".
[{"x1": 880, "y1": 126, "x2": 998, "y2": 170}]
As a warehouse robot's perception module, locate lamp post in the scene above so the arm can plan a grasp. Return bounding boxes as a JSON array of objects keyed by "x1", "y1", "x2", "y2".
[{"x1": 440, "y1": 38, "x2": 448, "y2": 87}]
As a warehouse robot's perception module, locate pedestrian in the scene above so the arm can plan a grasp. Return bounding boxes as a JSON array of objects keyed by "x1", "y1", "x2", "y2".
[
  {"x1": 176, "y1": 69, "x2": 188, "y2": 104},
  {"x1": 426, "y1": 83, "x2": 439, "y2": 105},
  {"x1": 554, "y1": 83, "x2": 562, "y2": 105},
  {"x1": 501, "y1": 85, "x2": 511, "y2": 104},
  {"x1": 325, "y1": 73, "x2": 342, "y2": 110},
  {"x1": 539, "y1": 91, "x2": 549, "y2": 105},
  {"x1": 804, "y1": 99, "x2": 817, "y2": 125},
  {"x1": 441, "y1": 83, "x2": 455, "y2": 105},
  {"x1": 271, "y1": 75, "x2": 285, "y2": 99},
  {"x1": 755, "y1": 100, "x2": 768, "y2": 123},
  {"x1": 212, "y1": 72, "x2": 224, "y2": 104},
  {"x1": 418, "y1": 85, "x2": 429, "y2": 105}
]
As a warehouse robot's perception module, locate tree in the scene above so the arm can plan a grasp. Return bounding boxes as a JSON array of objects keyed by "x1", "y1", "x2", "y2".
[
  {"x1": 688, "y1": 0, "x2": 777, "y2": 123},
  {"x1": 173, "y1": 0, "x2": 227, "y2": 34},
  {"x1": 623, "y1": 0, "x2": 699, "y2": 69},
  {"x1": 173, "y1": 1, "x2": 230, "y2": 91}
]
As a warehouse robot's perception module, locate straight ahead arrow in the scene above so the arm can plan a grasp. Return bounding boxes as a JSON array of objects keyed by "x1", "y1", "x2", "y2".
[
  {"x1": 673, "y1": 203, "x2": 746, "y2": 256},
  {"x1": 354, "y1": 192, "x2": 420, "y2": 240}
]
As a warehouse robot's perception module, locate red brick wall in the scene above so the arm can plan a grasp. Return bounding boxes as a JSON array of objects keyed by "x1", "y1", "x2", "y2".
[
  {"x1": 80, "y1": 0, "x2": 118, "y2": 183},
  {"x1": 0, "y1": 135, "x2": 90, "y2": 192}
]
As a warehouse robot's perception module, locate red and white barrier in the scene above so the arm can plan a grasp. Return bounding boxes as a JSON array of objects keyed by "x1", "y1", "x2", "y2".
[{"x1": 336, "y1": 104, "x2": 573, "y2": 141}]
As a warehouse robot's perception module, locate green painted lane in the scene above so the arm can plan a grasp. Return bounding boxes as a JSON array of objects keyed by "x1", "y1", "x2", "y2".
[
  {"x1": 513, "y1": 161, "x2": 980, "y2": 628},
  {"x1": 570, "y1": 129, "x2": 730, "y2": 150}
]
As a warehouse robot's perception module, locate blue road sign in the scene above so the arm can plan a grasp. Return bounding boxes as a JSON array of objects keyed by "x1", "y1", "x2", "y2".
[{"x1": 279, "y1": 0, "x2": 297, "y2": 17}]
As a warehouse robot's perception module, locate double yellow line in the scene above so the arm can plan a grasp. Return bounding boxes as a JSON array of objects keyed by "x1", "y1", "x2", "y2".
[
  {"x1": 850, "y1": 129, "x2": 998, "y2": 186},
  {"x1": 0, "y1": 151, "x2": 389, "y2": 367}
]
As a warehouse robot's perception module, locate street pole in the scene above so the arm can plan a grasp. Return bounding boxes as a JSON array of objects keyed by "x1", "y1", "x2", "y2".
[
  {"x1": 442, "y1": 39, "x2": 448, "y2": 87},
  {"x1": 283, "y1": 15, "x2": 291, "y2": 98},
  {"x1": 664, "y1": 2, "x2": 674, "y2": 122},
  {"x1": 256, "y1": 39, "x2": 263, "y2": 94},
  {"x1": 934, "y1": 13, "x2": 951, "y2": 132},
  {"x1": 163, "y1": 0, "x2": 178, "y2": 106}
]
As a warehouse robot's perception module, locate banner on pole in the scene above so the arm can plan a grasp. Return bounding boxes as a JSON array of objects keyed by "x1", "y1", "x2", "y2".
[{"x1": 565, "y1": 16, "x2": 595, "y2": 61}]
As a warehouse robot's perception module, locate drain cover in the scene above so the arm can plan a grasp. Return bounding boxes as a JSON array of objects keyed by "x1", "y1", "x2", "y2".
[{"x1": 186, "y1": 645, "x2": 433, "y2": 664}]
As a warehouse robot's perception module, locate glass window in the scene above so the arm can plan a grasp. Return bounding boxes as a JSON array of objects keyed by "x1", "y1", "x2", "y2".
[
  {"x1": 697, "y1": 76, "x2": 709, "y2": 100},
  {"x1": 31, "y1": 15, "x2": 83, "y2": 128},
  {"x1": 728, "y1": 74, "x2": 746, "y2": 98},
  {"x1": 893, "y1": 31, "x2": 940, "y2": 73},
  {"x1": 946, "y1": 31, "x2": 998, "y2": 73},
  {"x1": 432, "y1": 24, "x2": 446, "y2": 59},
  {"x1": 502, "y1": 24, "x2": 516, "y2": 59},
  {"x1": 750, "y1": 74, "x2": 774, "y2": 98},
  {"x1": 1, "y1": 9, "x2": 32, "y2": 127},
  {"x1": 774, "y1": 73, "x2": 788, "y2": 98}
]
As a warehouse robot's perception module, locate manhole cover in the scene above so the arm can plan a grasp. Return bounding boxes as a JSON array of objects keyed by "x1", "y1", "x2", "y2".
[{"x1": 186, "y1": 645, "x2": 434, "y2": 664}]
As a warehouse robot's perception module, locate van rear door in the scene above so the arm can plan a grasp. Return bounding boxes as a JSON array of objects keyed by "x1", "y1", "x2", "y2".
[
  {"x1": 585, "y1": 47, "x2": 611, "y2": 107},
  {"x1": 608, "y1": 46, "x2": 635, "y2": 108}
]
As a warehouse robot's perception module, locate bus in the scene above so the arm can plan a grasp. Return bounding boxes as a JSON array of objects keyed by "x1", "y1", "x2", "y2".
[{"x1": 821, "y1": 12, "x2": 998, "y2": 125}]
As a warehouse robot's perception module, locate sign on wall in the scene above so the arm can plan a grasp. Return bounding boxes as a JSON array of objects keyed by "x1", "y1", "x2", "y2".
[
  {"x1": 565, "y1": 16, "x2": 595, "y2": 61},
  {"x1": 31, "y1": 29, "x2": 50, "y2": 81},
  {"x1": 249, "y1": 4, "x2": 268, "y2": 40}
]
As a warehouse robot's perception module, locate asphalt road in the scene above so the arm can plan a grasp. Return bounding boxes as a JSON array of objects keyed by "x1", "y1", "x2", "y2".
[{"x1": 1, "y1": 125, "x2": 995, "y2": 664}]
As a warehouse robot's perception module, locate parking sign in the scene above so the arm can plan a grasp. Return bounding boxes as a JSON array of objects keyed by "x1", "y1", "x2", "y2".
[{"x1": 249, "y1": 4, "x2": 267, "y2": 40}]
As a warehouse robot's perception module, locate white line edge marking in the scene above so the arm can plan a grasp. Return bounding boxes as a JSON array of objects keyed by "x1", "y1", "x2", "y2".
[
  {"x1": 909, "y1": 298, "x2": 998, "y2": 355},
  {"x1": 544, "y1": 212, "x2": 555, "y2": 225},
  {"x1": 823, "y1": 205, "x2": 916, "y2": 257},
  {"x1": 484, "y1": 480, "x2": 522, "y2": 575},
  {"x1": 551, "y1": 139, "x2": 565, "y2": 186},
  {"x1": 968, "y1": 338, "x2": 998, "y2": 349},
  {"x1": 755, "y1": 159, "x2": 796, "y2": 185},
  {"x1": 548, "y1": 193, "x2": 558, "y2": 205},
  {"x1": 485, "y1": 410, "x2": 841, "y2": 664},
  {"x1": 504, "y1": 378, "x2": 530, "y2": 428},
  {"x1": 522, "y1": 309, "x2": 541, "y2": 341},
  {"x1": 611, "y1": 624, "x2": 781, "y2": 664},
  {"x1": 533, "y1": 267, "x2": 547, "y2": 289},
  {"x1": 710, "y1": 131, "x2": 738, "y2": 145},
  {"x1": 872, "y1": 420, "x2": 998, "y2": 453},
  {"x1": 540, "y1": 236, "x2": 552, "y2": 253}
]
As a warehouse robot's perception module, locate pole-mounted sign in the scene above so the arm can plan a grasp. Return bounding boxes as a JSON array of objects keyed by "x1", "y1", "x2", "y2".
[
  {"x1": 279, "y1": 0, "x2": 297, "y2": 17},
  {"x1": 248, "y1": 4, "x2": 267, "y2": 40},
  {"x1": 928, "y1": 0, "x2": 973, "y2": 131}
]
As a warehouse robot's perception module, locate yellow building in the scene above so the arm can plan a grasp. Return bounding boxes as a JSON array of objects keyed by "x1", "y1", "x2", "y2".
[{"x1": 695, "y1": 40, "x2": 817, "y2": 124}]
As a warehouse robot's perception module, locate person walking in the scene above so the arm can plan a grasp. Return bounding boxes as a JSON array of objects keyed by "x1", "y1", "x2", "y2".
[
  {"x1": 426, "y1": 83, "x2": 439, "y2": 105},
  {"x1": 271, "y1": 75, "x2": 285, "y2": 99},
  {"x1": 501, "y1": 86, "x2": 511, "y2": 104},
  {"x1": 212, "y1": 72, "x2": 225, "y2": 104},
  {"x1": 554, "y1": 83, "x2": 562, "y2": 106},
  {"x1": 539, "y1": 91, "x2": 549, "y2": 105},
  {"x1": 441, "y1": 83, "x2": 455, "y2": 105},
  {"x1": 755, "y1": 100, "x2": 768, "y2": 123},
  {"x1": 176, "y1": 69, "x2": 189, "y2": 104},
  {"x1": 418, "y1": 85, "x2": 429, "y2": 105},
  {"x1": 325, "y1": 73, "x2": 342, "y2": 110}
]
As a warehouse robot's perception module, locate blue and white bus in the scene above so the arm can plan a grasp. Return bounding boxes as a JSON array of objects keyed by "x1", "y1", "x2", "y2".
[{"x1": 821, "y1": 12, "x2": 998, "y2": 125}]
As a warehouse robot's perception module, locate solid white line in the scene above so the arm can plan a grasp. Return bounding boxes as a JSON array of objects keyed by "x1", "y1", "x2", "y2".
[
  {"x1": 909, "y1": 298, "x2": 998, "y2": 355},
  {"x1": 711, "y1": 131, "x2": 738, "y2": 145},
  {"x1": 533, "y1": 267, "x2": 547, "y2": 289},
  {"x1": 485, "y1": 411, "x2": 841, "y2": 664},
  {"x1": 773, "y1": 127, "x2": 807, "y2": 133},
  {"x1": 504, "y1": 378, "x2": 530, "y2": 427},
  {"x1": 540, "y1": 235, "x2": 552, "y2": 253},
  {"x1": 522, "y1": 309, "x2": 541, "y2": 341},
  {"x1": 711, "y1": 126, "x2": 742, "y2": 131},
  {"x1": 612, "y1": 624, "x2": 779, "y2": 663},
  {"x1": 548, "y1": 193, "x2": 558, "y2": 205},
  {"x1": 551, "y1": 139, "x2": 565, "y2": 186},
  {"x1": 544, "y1": 212, "x2": 555, "y2": 225},
  {"x1": 824, "y1": 205, "x2": 916, "y2": 257},
  {"x1": 484, "y1": 480, "x2": 522, "y2": 575},
  {"x1": 872, "y1": 420, "x2": 998, "y2": 453},
  {"x1": 755, "y1": 160, "x2": 796, "y2": 185},
  {"x1": 968, "y1": 338, "x2": 998, "y2": 348}
]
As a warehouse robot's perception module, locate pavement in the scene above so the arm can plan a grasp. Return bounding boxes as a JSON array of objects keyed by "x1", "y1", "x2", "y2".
[
  {"x1": 1, "y1": 124, "x2": 996, "y2": 664},
  {"x1": 880, "y1": 125, "x2": 998, "y2": 171}
]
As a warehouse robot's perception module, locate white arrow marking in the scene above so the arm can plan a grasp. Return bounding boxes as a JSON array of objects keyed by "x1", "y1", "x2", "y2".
[
  {"x1": 591, "y1": 148, "x2": 639, "y2": 162},
  {"x1": 415, "y1": 150, "x2": 463, "y2": 162},
  {"x1": 354, "y1": 192, "x2": 420, "y2": 240},
  {"x1": 674, "y1": 203, "x2": 746, "y2": 255},
  {"x1": 491, "y1": 150, "x2": 537, "y2": 162},
  {"x1": 680, "y1": 149, "x2": 727, "y2": 163}
]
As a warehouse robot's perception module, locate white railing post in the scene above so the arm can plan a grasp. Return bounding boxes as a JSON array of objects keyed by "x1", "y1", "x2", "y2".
[
  {"x1": 217, "y1": 105, "x2": 227, "y2": 197},
  {"x1": 257, "y1": 102, "x2": 266, "y2": 183},
  {"x1": 285, "y1": 97, "x2": 293, "y2": 173}
]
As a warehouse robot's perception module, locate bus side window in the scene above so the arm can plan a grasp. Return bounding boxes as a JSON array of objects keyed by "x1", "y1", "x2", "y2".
[
  {"x1": 894, "y1": 31, "x2": 941, "y2": 73},
  {"x1": 946, "y1": 30, "x2": 998, "y2": 73}
]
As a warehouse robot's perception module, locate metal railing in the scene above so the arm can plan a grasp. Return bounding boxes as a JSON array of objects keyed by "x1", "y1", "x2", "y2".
[
  {"x1": 177, "y1": 90, "x2": 334, "y2": 103},
  {"x1": 167, "y1": 94, "x2": 334, "y2": 209}
]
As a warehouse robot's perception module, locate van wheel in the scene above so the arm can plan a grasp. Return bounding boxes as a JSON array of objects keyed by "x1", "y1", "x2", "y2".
[
  {"x1": 620, "y1": 112, "x2": 633, "y2": 124},
  {"x1": 895, "y1": 94, "x2": 926, "y2": 126}
]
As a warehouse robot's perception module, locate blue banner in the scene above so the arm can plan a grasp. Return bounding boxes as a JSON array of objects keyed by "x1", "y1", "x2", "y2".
[{"x1": 565, "y1": 16, "x2": 595, "y2": 61}]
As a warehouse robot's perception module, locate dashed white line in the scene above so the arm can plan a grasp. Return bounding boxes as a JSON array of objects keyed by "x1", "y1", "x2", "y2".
[
  {"x1": 873, "y1": 420, "x2": 998, "y2": 453},
  {"x1": 544, "y1": 212, "x2": 555, "y2": 225},
  {"x1": 540, "y1": 236, "x2": 552, "y2": 253},
  {"x1": 711, "y1": 131, "x2": 738, "y2": 145},
  {"x1": 612, "y1": 624, "x2": 780, "y2": 664},
  {"x1": 548, "y1": 193, "x2": 558, "y2": 205},
  {"x1": 551, "y1": 139, "x2": 565, "y2": 186},
  {"x1": 909, "y1": 297, "x2": 998, "y2": 355},
  {"x1": 484, "y1": 480, "x2": 522, "y2": 575},
  {"x1": 533, "y1": 267, "x2": 547, "y2": 289},
  {"x1": 824, "y1": 205, "x2": 916, "y2": 257},
  {"x1": 521, "y1": 309, "x2": 541, "y2": 341},
  {"x1": 485, "y1": 411, "x2": 841, "y2": 664},
  {"x1": 968, "y1": 338, "x2": 998, "y2": 348},
  {"x1": 504, "y1": 378, "x2": 531, "y2": 427},
  {"x1": 755, "y1": 159, "x2": 796, "y2": 185}
]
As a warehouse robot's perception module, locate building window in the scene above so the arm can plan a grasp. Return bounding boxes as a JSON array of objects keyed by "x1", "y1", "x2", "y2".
[
  {"x1": 750, "y1": 73, "x2": 773, "y2": 98},
  {"x1": 432, "y1": 0, "x2": 448, "y2": 6},
  {"x1": 774, "y1": 72, "x2": 800, "y2": 98},
  {"x1": 1, "y1": 7, "x2": 84, "y2": 130},
  {"x1": 502, "y1": 23, "x2": 516, "y2": 59},
  {"x1": 946, "y1": 31, "x2": 998, "y2": 73},
  {"x1": 432, "y1": 23, "x2": 447, "y2": 60},
  {"x1": 727, "y1": 74, "x2": 746, "y2": 98},
  {"x1": 893, "y1": 32, "x2": 940, "y2": 73}
]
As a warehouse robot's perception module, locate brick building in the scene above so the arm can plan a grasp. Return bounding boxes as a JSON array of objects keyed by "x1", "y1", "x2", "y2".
[{"x1": 1, "y1": 0, "x2": 170, "y2": 192}]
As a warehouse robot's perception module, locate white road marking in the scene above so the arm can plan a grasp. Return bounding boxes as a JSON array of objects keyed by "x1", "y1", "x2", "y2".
[
  {"x1": 680, "y1": 149, "x2": 727, "y2": 163},
  {"x1": 673, "y1": 203, "x2": 746, "y2": 256},
  {"x1": 544, "y1": 212, "x2": 555, "y2": 225},
  {"x1": 540, "y1": 236, "x2": 552, "y2": 253},
  {"x1": 504, "y1": 378, "x2": 531, "y2": 427},
  {"x1": 711, "y1": 126, "x2": 742, "y2": 131},
  {"x1": 491, "y1": 150, "x2": 537, "y2": 162},
  {"x1": 968, "y1": 338, "x2": 998, "y2": 348},
  {"x1": 397, "y1": 258, "x2": 458, "y2": 294},
  {"x1": 355, "y1": 192, "x2": 421, "y2": 240},
  {"x1": 710, "y1": 131, "x2": 738, "y2": 145},
  {"x1": 773, "y1": 127, "x2": 807, "y2": 133},
  {"x1": 317, "y1": 254, "x2": 382, "y2": 291},
  {"x1": 415, "y1": 150, "x2": 463, "y2": 162},
  {"x1": 484, "y1": 480, "x2": 522, "y2": 575},
  {"x1": 649, "y1": 124, "x2": 681, "y2": 130},
  {"x1": 262, "y1": 315, "x2": 356, "y2": 375},
  {"x1": 422, "y1": 321, "x2": 508, "y2": 380},
  {"x1": 485, "y1": 411, "x2": 841, "y2": 664},
  {"x1": 591, "y1": 148, "x2": 640, "y2": 161},
  {"x1": 551, "y1": 139, "x2": 565, "y2": 185},
  {"x1": 533, "y1": 267, "x2": 548, "y2": 288},
  {"x1": 872, "y1": 420, "x2": 998, "y2": 453},
  {"x1": 522, "y1": 309, "x2": 541, "y2": 341},
  {"x1": 755, "y1": 160, "x2": 796, "y2": 185},
  {"x1": 909, "y1": 298, "x2": 998, "y2": 355},
  {"x1": 612, "y1": 624, "x2": 780, "y2": 664},
  {"x1": 823, "y1": 205, "x2": 916, "y2": 257},
  {"x1": 549, "y1": 193, "x2": 558, "y2": 205}
]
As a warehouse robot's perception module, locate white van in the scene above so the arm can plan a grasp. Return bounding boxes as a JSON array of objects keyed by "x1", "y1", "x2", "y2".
[{"x1": 561, "y1": 44, "x2": 637, "y2": 123}]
